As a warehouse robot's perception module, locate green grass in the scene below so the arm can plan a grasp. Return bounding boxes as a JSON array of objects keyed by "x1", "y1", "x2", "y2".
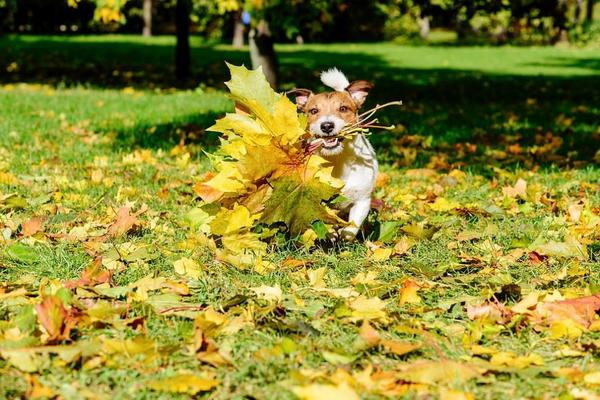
[
  {"x1": 1, "y1": 35, "x2": 600, "y2": 399},
  {"x1": 3, "y1": 34, "x2": 599, "y2": 159}
]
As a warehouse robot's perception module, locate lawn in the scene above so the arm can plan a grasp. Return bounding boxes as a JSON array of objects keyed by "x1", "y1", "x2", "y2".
[{"x1": 1, "y1": 35, "x2": 600, "y2": 399}]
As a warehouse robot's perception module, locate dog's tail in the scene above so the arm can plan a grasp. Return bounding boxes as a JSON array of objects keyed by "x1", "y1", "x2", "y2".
[{"x1": 321, "y1": 68, "x2": 350, "y2": 92}]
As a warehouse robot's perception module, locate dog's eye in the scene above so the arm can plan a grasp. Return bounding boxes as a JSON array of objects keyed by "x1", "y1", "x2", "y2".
[
  {"x1": 339, "y1": 105, "x2": 349, "y2": 112},
  {"x1": 309, "y1": 108, "x2": 319, "y2": 115}
]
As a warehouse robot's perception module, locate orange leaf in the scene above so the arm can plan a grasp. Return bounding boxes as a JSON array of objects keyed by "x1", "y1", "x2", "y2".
[
  {"x1": 35, "y1": 296, "x2": 79, "y2": 343},
  {"x1": 467, "y1": 302, "x2": 512, "y2": 324},
  {"x1": 64, "y1": 257, "x2": 112, "y2": 288},
  {"x1": 528, "y1": 251, "x2": 548, "y2": 265},
  {"x1": 535, "y1": 295, "x2": 600, "y2": 328},
  {"x1": 193, "y1": 172, "x2": 223, "y2": 202},
  {"x1": 381, "y1": 340, "x2": 421, "y2": 356},
  {"x1": 21, "y1": 217, "x2": 45, "y2": 237},
  {"x1": 359, "y1": 320, "x2": 381, "y2": 347},
  {"x1": 107, "y1": 205, "x2": 147, "y2": 237},
  {"x1": 399, "y1": 279, "x2": 421, "y2": 305}
]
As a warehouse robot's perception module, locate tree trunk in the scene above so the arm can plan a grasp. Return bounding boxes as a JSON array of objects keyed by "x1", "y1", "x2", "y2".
[
  {"x1": 552, "y1": 0, "x2": 569, "y2": 44},
  {"x1": 249, "y1": 20, "x2": 278, "y2": 89},
  {"x1": 232, "y1": 10, "x2": 245, "y2": 48},
  {"x1": 143, "y1": 0, "x2": 152, "y2": 37},
  {"x1": 418, "y1": 16, "x2": 430, "y2": 40},
  {"x1": 587, "y1": 0, "x2": 596, "y2": 22},
  {"x1": 574, "y1": 0, "x2": 583, "y2": 24},
  {"x1": 175, "y1": 0, "x2": 191, "y2": 80}
]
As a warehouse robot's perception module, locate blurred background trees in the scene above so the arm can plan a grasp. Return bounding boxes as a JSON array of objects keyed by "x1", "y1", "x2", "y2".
[
  {"x1": 1, "y1": 0, "x2": 597, "y2": 85},
  {"x1": 2, "y1": 0, "x2": 596, "y2": 43}
]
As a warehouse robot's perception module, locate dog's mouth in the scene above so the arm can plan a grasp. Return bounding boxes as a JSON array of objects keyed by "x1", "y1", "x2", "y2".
[
  {"x1": 307, "y1": 135, "x2": 344, "y2": 153},
  {"x1": 322, "y1": 136, "x2": 341, "y2": 148}
]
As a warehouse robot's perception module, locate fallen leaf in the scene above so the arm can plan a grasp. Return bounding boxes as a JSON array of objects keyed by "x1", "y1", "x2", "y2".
[
  {"x1": 371, "y1": 247, "x2": 392, "y2": 262},
  {"x1": 534, "y1": 295, "x2": 600, "y2": 329},
  {"x1": 381, "y1": 340, "x2": 420, "y2": 356},
  {"x1": 173, "y1": 257, "x2": 203, "y2": 280},
  {"x1": 349, "y1": 296, "x2": 388, "y2": 323},
  {"x1": 502, "y1": 178, "x2": 527, "y2": 199},
  {"x1": 466, "y1": 302, "x2": 511, "y2": 324},
  {"x1": 147, "y1": 373, "x2": 219, "y2": 394},
  {"x1": 393, "y1": 236, "x2": 413, "y2": 255},
  {"x1": 35, "y1": 295, "x2": 79, "y2": 343},
  {"x1": 359, "y1": 320, "x2": 381, "y2": 347},
  {"x1": 399, "y1": 279, "x2": 421, "y2": 305},
  {"x1": 440, "y1": 389, "x2": 475, "y2": 400},
  {"x1": 584, "y1": 372, "x2": 600, "y2": 385},
  {"x1": 107, "y1": 204, "x2": 147, "y2": 237},
  {"x1": 5, "y1": 243, "x2": 39, "y2": 264},
  {"x1": 26, "y1": 374, "x2": 56, "y2": 398},
  {"x1": 21, "y1": 217, "x2": 45, "y2": 237},
  {"x1": 533, "y1": 236, "x2": 587, "y2": 260},
  {"x1": 252, "y1": 285, "x2": 283, "y2": 302},
  {"x1": 396, "y1": 360, "x2": 484, "y2": 385},
  {"x1": 293, "y1": 382, "x2": 359, "y2": 400},
  {"x1": 64, "y1": 257, "x2": 112, "y2": 288}
]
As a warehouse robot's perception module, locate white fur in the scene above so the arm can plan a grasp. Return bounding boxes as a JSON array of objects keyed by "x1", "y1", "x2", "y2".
[
  {"x1": 321, "y1": 68, "x2": 350, "y2": 92},
  {"x1": 318, "y1": 134, "x2": 378, "y2": 239}
]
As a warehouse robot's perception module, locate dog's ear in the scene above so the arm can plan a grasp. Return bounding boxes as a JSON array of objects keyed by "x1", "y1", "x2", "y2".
[
  {"x1": 347, "y1": 80, "x2": 374, "y2": 107},
  {"x1": 286, "y1": 88, "x2": 313, "y2": 110}
]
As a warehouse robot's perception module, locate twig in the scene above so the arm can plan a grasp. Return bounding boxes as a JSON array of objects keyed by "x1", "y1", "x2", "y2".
[
  {"x1": 307, "y1": 100, "x2": 403, "y2": 152},
  {"x1": 160, "y1": 305, "x2": 205, "y2": 314}
]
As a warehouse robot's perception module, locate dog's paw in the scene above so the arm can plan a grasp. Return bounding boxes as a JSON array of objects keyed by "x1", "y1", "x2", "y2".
[{"x1": 339, "y1": 227, "x2": 358, "y2": 242}]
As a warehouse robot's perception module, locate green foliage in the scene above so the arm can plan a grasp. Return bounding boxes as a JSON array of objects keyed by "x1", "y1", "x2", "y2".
[{"x1": 2, "y1": 0, "x2": 598, "y2": 43}]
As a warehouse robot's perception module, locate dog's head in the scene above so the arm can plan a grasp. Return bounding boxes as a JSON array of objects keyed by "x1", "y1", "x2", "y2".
[{"x1": 290, "y1": 68, "x2": 373, "y2": 157}]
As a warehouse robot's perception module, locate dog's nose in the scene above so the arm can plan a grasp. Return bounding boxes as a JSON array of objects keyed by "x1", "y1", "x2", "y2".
[{"x1": 320, "y1": 121, "x2": 335, "y2": 134}]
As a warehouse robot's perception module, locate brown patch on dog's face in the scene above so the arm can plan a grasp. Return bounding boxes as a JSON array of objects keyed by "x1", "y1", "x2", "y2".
[{"x1": 303, "y1": 91, "x2": 358, "y2": 127}]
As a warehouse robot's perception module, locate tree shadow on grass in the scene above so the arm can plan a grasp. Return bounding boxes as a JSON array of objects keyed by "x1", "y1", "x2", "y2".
[
  {"x1": 520, "y1": 57, "x2": 600, "y2": 72},
  {"x1": 112, "y1": 110, "x2": 226, "y2": 150},
  {"x1": 2, "y1": 35, "x2": 599, "y2": 169},
  {"x1": 1, "y1": 35, "x2": 250, "y2": 89}
]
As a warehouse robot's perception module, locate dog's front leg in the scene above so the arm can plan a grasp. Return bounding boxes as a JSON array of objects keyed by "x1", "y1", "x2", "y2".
[{"x1": 340, "y1": 199, "x2": 371, "y2": 240}]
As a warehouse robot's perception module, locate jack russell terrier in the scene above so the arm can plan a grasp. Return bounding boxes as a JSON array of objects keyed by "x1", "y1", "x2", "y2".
[{"x1": 292, "y1": 68, "x2": 378, "y2": 240}]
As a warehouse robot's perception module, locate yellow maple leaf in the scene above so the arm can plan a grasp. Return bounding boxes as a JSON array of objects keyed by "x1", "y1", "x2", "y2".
[
  {"x1": 371, "y1": 247, "x2": 392, "y2": 262},
  {"x1": 440, "y1": 389, "x2": 474, "y2": 400},
  {"x1": 251, "y1": 285, "x2": 283, "y2": 302},
  {"x1": 221, "y1": 231, "x2": 266, "y2": 256},
  {"x1": 210, "y1": 204, "x2": 258, "y2": 236},
  {"x1": 550, "y1": 319, "x2": 584, "y2": 339},
  {"x1": 429, "y1": 197, "x2": 460, "y2": 212},
  {"x1": 399, "y1": 279, "x2": 422, "y2": 305},
  {"x1": 349, "y1": 296, "x2": 388, "y2": 323},
  {"x1": 205, "y1": 162, "x2": 247, "y2": 194},
  {"x1": 209, "y1": 112, "x2": 271, "y2": 147},
  {"x1": 200, "y1": 64, "x2": 346, "y2": 263},
  {"x1": 148, "y1": 373, "x2": 219, "y2": 394},
  {"x1": 173, "y1": 257, "x2": 202, "y2": 280},
  {"x1": 584, "y1": 371, "x2": 600, "y2": 385},
  {"x1": 293, "y1": 382, "x2": 359, "y2": 400}
]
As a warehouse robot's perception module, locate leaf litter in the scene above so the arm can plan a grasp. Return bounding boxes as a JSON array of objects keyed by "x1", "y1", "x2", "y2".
[{"x1": 0, "y1": 66, "x2": 599, "y2": 399}]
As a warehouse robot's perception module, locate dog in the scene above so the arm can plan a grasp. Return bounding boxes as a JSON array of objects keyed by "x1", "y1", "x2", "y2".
[{"x1": 291, "y1": 68, "x2": 378, "y2": 240}]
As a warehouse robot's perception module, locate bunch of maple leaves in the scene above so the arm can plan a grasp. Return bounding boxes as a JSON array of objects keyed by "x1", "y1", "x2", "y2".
[{"x1": 192, "y1": 64, "x2": 344, "y2": 270}]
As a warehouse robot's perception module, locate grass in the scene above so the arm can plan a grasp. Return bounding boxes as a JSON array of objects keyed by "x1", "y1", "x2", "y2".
[{"x1": 0, "y1": 35, "x2": 600, "y2": 399}]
